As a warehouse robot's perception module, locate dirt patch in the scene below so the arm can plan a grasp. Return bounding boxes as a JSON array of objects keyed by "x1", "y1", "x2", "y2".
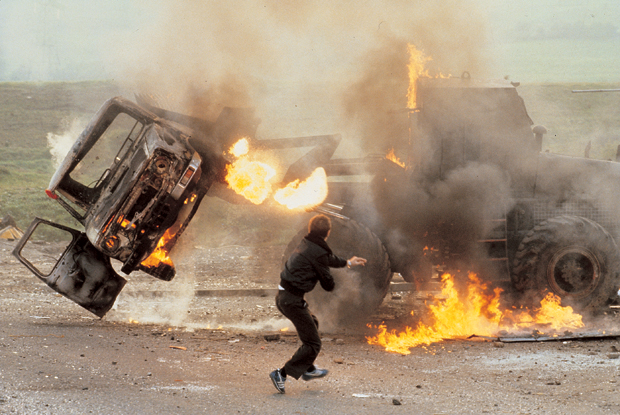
[{"x1": 3, "y1": 238, "x2": 620, "y2": 413}]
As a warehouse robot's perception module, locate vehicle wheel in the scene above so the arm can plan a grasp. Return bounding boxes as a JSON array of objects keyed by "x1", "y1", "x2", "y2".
[
  {"x1": 511, "y1": 215, "x2": 620, "y2": 312},
  {"x1": 281, "y1": 217, "x2": 392, "y2": 328},
  {"x1": 382, "y1": 235, "x2": 432, "y2": 284},
  {"x1": 401, "y1": 257, "x2": 433, "y2": 284}
]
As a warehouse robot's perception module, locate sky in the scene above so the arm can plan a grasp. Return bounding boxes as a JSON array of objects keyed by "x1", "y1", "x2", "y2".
[
  {"x1": 0, "y1": 0, "x2": 618, "y2": 84},
  {"x1": 0, "y1": 1, "x2": 159, "y2": 81}
]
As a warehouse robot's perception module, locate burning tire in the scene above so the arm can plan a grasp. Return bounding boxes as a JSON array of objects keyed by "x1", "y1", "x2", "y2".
[
  {"x1": 511, "y1": 215, "x2": 620, "y2": 312},
  {"x1": 282, "y1": 217, "x2": 392, "y2": 328}
]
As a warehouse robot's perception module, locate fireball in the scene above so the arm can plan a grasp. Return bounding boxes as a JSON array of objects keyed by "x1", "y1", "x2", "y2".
[
  {"x1": 225, "y1": 158, "x2": 276, "y2": 205},
  {"x1": 274, "y1": 167, "x2": 328, "y2": 210},
  {"x1": 224, "y1": 138, "x2": 329, "y2": 209},
  {"x1": 229, "y1": 137, "x2": 250, "y2": 157}
]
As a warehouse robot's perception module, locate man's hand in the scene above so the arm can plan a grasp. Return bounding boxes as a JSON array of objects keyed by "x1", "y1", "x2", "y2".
[{"x1": 347, "y1": 256, "x2": 367, "y2": 267}]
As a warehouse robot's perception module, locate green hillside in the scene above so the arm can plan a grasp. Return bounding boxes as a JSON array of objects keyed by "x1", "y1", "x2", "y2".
[{"x1": 0, "y1": 81, "x2": 122, "y2": 229}]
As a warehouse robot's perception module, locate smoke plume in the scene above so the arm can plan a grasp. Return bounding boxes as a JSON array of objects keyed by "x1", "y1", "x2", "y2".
[
  {"x1": 109, "y1": 0, "x2": 502, "y2": 328},
  {"x1": 111, "y1": 1, "x2": 490, "y2": 139},
  {"x1": 46, "y1": 118, "x2": 88, "y2": 168}
]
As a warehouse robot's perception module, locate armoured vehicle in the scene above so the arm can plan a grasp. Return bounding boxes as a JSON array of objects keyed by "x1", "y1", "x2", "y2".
[{"x1": 282, "y1": 76, "x2": 620, "y2": 324}]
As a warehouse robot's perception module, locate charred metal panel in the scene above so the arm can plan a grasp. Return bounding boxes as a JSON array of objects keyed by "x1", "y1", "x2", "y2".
[
  {"x1": 48, "y1": 97, "x2": 156, "y2": 198},
  {"x1": 13, "y1": 218, "x2": 126, "y2": 317},
  {"x1": 498, "y1": 330, "x2": 620, "y2": 343}
]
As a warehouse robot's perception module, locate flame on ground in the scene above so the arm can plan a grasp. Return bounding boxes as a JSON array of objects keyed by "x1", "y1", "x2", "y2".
[
  {"x1": 502, "y1": 293, "x2": 585, "y2": 331},
  {"x1": 367, "y1": 272, "x2": 584, "y2": 355},
  {"x1": 274, "y1": 167, "x2": 328, "y2": 209},
  {"x1": 141, "y1": 229, "x2": 174, "y2": 268}
]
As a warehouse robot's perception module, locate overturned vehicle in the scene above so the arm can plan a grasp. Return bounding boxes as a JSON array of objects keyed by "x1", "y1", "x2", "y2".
[
  {"x1": 13, "y1": 95, "x2": 339, "y2": 318},
  {"x1": 279, "y1": 76, "x2": 620, "y2": 325},
  {"x1": 13, "y1": 97, "x2": 257, "y2": 316}
]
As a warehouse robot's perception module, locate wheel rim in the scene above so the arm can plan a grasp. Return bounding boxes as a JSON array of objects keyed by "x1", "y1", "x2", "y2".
[{"x1": 547, "y1": 246, "x2": 600, "y2": 299}]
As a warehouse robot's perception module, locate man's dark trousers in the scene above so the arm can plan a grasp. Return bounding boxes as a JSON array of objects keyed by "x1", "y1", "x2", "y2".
[{"x1": 275, "y1": 289, "x2": 321, "y2": 379}]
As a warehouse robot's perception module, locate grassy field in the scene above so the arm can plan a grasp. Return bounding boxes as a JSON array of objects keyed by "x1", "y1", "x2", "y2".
[
  {"x1": 519, "y1": 83, "x2": 620, "y2": 159},
  {"x1": 0, "y1": 81, "x2": 123, "y2": 231},
  {"x1": 0, "y1": 80, "x2": 618, "y2": 239}
]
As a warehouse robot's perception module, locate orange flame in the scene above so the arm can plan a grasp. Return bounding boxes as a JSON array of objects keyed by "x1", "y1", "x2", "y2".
[
  {"x1": 141, "y1": 229, "x2": 174, "y2": 268},
  {"x1": 274, "y1": 167, "x2": 328, "y2": 209},
  {"x1": 536, "y1": 293, "x2": 584, "y2": 329},
  {"x1": 225, "y1": 138, "x2": 329, "y2": 208},
  {"x1": 225, "y1": 158, "x2": 276, "y2": 205},
  {"x1": 367, "y1": 273, "x2": 584, "y2": 355},
  {"x1": 120, "y1": 218, "x2": 135, "y2": 229},
  {"x1": 406, "y1": 43, "x2": 451, "y2": 109},
  {"x1": 229, "y1": 137, "x2": 250, "y2": 157},
  {"x1": 503, "y1": 292, "x2": 585, "y2": 331},
  {"x1": 407, "y1": 44, "x2": 430, "y2": 109},
  {"x1": 386, "y1": 148, "x2": 406, "y2": 168}
]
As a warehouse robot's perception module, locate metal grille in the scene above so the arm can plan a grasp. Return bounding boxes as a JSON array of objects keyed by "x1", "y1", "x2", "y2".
[{"x1": 531, "y1": 199, "x2": 620, "y2": 237}]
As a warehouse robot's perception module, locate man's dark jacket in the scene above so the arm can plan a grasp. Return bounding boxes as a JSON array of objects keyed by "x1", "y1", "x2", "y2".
[{"x1": 279, "y1": 233, "x2": 347, "y2": 297}]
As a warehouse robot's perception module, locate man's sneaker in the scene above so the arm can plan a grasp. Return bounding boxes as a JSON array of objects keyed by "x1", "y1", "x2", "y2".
[
  {"x1": 269, "y1": 369, "x2": 286, "y2": 393},
  {"x1": 301, "y1": 368, "x2": 329, "y2": 381}
]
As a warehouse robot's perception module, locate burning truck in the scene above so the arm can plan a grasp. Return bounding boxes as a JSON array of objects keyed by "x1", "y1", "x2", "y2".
[
  {"x1": 298, "y1": 74, "x2": 620, "y2": 327},
  {"x1": 12, "y1": 69, "x2": 620, "y2": 327}
]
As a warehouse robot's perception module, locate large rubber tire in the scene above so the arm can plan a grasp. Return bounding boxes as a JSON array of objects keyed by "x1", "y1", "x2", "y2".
[
  {"x1": 511, "y1": 215, "x2": 620, "y2": 313},
  {"x1": 281, "y1": 217, "x2": 392, "y2": 329}
]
